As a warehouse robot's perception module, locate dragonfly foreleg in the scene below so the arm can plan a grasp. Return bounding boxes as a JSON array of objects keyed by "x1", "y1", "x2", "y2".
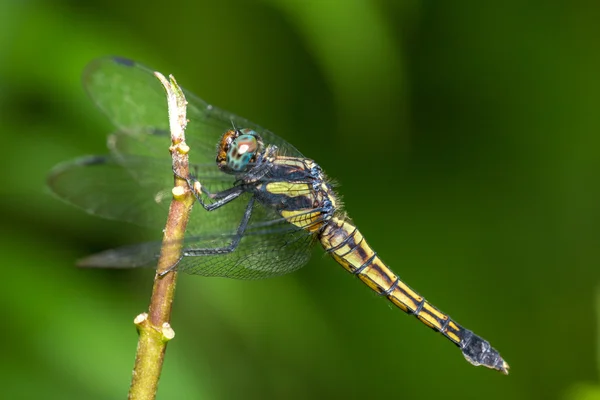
[
  {"x1": 172, "y1": 166, "x2": 245, "y2": 211},
  {"x1": 192, "y1": 184, "x2": 245, "y2": 211}
]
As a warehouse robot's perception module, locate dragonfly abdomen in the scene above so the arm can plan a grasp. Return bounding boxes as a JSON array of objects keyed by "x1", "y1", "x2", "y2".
[{"x1": 318, "y1": 216, "x2": 509, "y2": 374}]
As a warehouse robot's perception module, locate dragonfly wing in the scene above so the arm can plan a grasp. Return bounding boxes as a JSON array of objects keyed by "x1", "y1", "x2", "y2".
[
  {"x1": 78, "y1": 241, "x2": 163, "y2": 269},
  {"x1": 83, "y1": 56, "x2": 305, "y2": 167},
  {"x1": 179, "y1": 198, "x2": 317, "y2": 279},
  {"x1": 177, "y1": 228, "x2": 315, "y2": 280},
  {"x1": 48, "y1": 151, "x2": 249, "y2": 225},
  {"x1": 47, "y1": 154, "x2": 170, "y2": 229},
  {"x1": 83, "y1": 57, "x2": 173, "y2": 136},
  {"x1": 79, "y1": 199, "x2": 317, "y2": 280}
]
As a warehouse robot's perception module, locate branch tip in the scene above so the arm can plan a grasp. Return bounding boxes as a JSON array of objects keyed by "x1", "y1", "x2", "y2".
[
  {"x1": 172, "y1": 186, "x2": 186, "y2": 199},
  {"x1": 161, "y1": 323, "x2": 176, "y2": 341},
  {"x1": 177, "y1": 143, "x2": 190, "y2": 154},
  {"x1": 134, "y1": 313, "x2": 148, "y2": 325}
]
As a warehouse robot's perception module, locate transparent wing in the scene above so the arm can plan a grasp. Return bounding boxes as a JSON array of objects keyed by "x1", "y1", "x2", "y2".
[
  {"x1": 83, "y1": 56, "x2": 304, "y2": 167},
  {"x1": 179, "y1": 225, "x2": 316, "y2": 280},
  {"x1": 47, "y1": 154, "x2": 170, "y2": 229},
  {"x1": 78, "y1": 199, "x2": 318, "y2": 280}
]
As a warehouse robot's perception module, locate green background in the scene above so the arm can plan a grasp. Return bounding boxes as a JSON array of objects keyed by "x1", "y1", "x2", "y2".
[{"x1": 2, "y1": 0, "x2": 600, "y2": 399}]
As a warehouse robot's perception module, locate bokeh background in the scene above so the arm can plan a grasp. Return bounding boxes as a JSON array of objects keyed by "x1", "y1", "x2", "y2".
[{"x1": 2, "y1": 0, "x2": 600, "y2": 399}]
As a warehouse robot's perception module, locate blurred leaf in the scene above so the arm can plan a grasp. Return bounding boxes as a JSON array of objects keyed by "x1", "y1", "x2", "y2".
[{"x1": 565, "y1": 384, "x2": 600, "y2": 400}]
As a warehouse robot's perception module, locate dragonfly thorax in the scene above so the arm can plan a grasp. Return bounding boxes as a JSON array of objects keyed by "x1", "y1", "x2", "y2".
[{"x1": 217, "y1": 128, "x2": 265, "y2": 174}]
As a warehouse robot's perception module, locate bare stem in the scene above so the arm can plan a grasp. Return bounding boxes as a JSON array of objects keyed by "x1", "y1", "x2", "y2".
[{"x1": 128, "y1": 72, "x2": 193, "y2": 400}]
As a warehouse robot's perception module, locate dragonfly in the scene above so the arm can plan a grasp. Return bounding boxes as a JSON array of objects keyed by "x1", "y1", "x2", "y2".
[{"x1": 48, "y1": 56, "x2": 509, "y2": 374}]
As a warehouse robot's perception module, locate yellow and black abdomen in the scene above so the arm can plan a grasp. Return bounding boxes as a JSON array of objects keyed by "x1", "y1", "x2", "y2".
[{"x1": 319, "y1": 216, "x2": 509, "y2": 374}]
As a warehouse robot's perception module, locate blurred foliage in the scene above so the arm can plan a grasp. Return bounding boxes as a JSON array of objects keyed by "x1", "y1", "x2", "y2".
[
  {"x1": 565, "y1": 288, "x2": 600, "y2": 400},
  {"x1": 1, "y1": 0, "x2": 600, "y2": 399}
]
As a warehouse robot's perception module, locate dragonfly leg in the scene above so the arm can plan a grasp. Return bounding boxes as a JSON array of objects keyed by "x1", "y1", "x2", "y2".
[
  {"x1": 182, "y1": 196, "x2": 255, "y2": 257},
  {"x1": 158, "y1": 197, "x2": 254, "y2": 276},
  {"x1": 172, "y1": 167, "x2": 245, "y2": 211},
  {"x1": 194, "y1": 185, "x2": 244, "y2": 211}
]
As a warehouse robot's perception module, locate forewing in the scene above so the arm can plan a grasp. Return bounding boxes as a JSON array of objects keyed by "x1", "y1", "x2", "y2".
[{"x1": 83, "y1": 56, "x2": 304, "y2": 167}]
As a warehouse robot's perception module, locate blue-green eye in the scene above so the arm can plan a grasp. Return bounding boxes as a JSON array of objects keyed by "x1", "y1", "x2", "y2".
[{"x1": 226, "y1": 133, "x2": 258, "y2": 172}]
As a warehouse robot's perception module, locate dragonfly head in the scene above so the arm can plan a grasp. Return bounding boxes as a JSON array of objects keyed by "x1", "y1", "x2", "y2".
[{"x1": 217, "y1": 128, "x2": 264, "y2": 174}]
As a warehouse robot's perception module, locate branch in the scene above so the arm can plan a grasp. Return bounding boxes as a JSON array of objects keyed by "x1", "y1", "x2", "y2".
[{"x1": 128, "y1": 72, "x2": 194, "y2": 400}]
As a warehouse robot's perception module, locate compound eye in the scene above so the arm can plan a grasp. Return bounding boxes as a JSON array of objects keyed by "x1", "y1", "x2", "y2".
[{"x1": 226, "y1": 134, "x2": 258, "y2": 172}]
